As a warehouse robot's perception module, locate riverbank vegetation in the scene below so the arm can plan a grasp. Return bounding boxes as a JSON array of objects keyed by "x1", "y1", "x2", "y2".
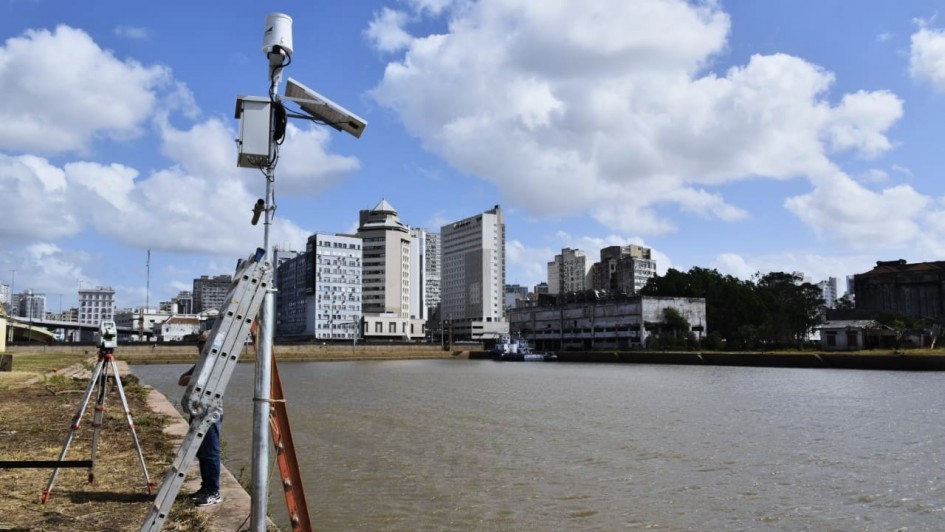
[{"x1": 642, "y1": 267, "x2": 942, "y2": 351}]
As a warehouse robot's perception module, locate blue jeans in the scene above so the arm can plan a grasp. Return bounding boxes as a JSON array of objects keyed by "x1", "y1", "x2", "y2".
[{"x1": 196, "y1": 415, "x2": 222, "y2": 493}]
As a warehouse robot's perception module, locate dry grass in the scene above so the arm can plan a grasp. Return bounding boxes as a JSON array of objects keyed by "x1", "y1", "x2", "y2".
[{"x1": 0, "y1": 355, "x2": 210, "y2": 531}]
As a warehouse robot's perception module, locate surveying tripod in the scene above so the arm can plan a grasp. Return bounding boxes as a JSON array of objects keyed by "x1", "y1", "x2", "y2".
[
  {"x1": 42, "y1": 322, "x2": 153, "y2": 503},
  {"x1": 141, "y1": 249, "x2": 272, "y2": 531}
]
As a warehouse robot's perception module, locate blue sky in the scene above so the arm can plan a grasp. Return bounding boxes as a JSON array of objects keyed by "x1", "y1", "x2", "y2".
[{"x1": 2, "y1": 0, "x2": 945, "y2": 312}]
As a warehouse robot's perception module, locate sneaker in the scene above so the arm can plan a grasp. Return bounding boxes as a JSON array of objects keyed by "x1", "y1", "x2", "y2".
[
  {"x1": 194, "y1": 491, "x2": 222, "y2": 506},
  {"x1": 189, "y1": 488, "x2": 208, "y2": 500}
]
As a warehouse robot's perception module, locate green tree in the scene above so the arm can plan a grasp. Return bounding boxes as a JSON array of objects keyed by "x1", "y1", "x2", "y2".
[{"x1": 755, "y1": 272, "x2": 824, "y2": 348}]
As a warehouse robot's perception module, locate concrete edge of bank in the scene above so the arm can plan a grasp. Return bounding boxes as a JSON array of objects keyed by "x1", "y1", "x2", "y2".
[
  {"x1": 470, "y1": 350, "x2": 945, "y2": 370},
  {"x1": 144, "y1": 386, "x2": 279, "y2": 531}
]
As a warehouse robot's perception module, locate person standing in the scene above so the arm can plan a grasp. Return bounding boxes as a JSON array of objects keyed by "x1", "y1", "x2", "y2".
[{"x1": 178, "y1": 330, "x2": 223, "y2": 506}]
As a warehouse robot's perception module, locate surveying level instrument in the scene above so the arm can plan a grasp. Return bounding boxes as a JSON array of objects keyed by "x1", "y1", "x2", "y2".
[{"x1": 42, "y1": 320, "x2": 153, "y2": 503}]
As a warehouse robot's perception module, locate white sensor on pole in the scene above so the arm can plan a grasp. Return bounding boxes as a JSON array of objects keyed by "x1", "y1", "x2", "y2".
[{"x1": 262, "y1": 13, "x2": 293, "y2": 56}]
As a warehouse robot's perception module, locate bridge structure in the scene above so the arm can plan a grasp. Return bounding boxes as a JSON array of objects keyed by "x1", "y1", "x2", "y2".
[{"x1": 4, "y1": 316, "x2": 151, "y2": 344}]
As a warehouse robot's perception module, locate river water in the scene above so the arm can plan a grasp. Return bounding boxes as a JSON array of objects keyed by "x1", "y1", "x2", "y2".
[{"x1": 133, "y1": 360, "x2": 945, "y2": 531}]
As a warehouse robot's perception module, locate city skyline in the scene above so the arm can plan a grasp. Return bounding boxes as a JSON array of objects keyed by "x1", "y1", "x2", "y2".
[{"x1": 2, "y1": 1, "x2": 944, "y2": 311}]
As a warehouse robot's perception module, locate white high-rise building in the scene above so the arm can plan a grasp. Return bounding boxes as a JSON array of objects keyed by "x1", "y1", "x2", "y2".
[
  {"x1": 409, "y1": 227, "x2": 430, "y2": 322},
  {"x1": 358, "y1": 199, "x2": 411, "y2": 316},
  {"x1": 425, "y1": 231, "x2": 441, "y2": 318},
  {"x1": 0, "y1": 283, "x2": 9, "y2": 314},
  {"x1": 78, "y1": 286, "x2": 115, "y2": 326},
  {"x1": 309, "y1": 234, "x2": 363, "y2": 341},
  {"x1": 818, "y1": 277, "x2": 838, "y2": 309},
  {"x1": 440, "y1": 205, "x2": 507, "y2": 340},
  {"x1": 275, "y1": 236, "x2": 364, "y2": 341},
  {"x1": 357, "y1": 199, "x2": 424, "y2": 340}
]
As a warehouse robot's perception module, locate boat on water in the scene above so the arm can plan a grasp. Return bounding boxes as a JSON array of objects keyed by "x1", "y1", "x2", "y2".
[{"x1": 491, "y1": 335, "x2": 557, "y2": 362}]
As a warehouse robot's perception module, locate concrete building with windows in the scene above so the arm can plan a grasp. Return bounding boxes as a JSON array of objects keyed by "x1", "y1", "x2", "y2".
[
  {"x1": 78, "y1": 286, "x2": 115, "y2": 341},
  {"x1": 548, "y1": 248, "x2": 589, "y2": 295},
  {"x1": 358, "y1": 200, "x2": 424, "y2": 340},
  {"x1": 275, "y1": 249, "x2": 307, "y2": 339},
  {"x1": 853, "y1": 259, "x2": 945, "y2": 323},
  {"x1": 309, "y1": 234, "x2": 363, "y2": 341},
  {"x1": 78, "y1": 286, "x2": 114, "y2": 326},
  {"x1": 0, "y1": 283, "x2": 9, "y2": 315},
  {"x1": 440, "y1": 205, "x2": 507, "y2": 340},
  {"x1": 509, "y1": 294, "x2": 706, "y2": 351},
  {"x1": 817, "y1": 277, "x2": 838, "y2": 309},
  {"x1": 594, "y1": 245, "x2": 657, "y2": 295},
  {"x1": 159, "y1": 316, "x2": 202, "y2": 342},
  {"x1": 409, "y1": 227, "x2": 430, "y2": 323},
  {"x1": 161, "y1": 290, "x2": 193, "y2": 315},
  {"x1": 192, "y1": 274, "x2": 232, "y2": 313},
  {"x1": 274, "y1": 235, "x2": 365, "y2": 342},
  {"x1": 424, "y1": 231, "x2": 441, "y2": 319},
  {"x1": 115, "y1": 307, "x2": 172, "y2": 342},
  {"x1": 12, "y1": 290, "x2": 46, "y2": 320}
]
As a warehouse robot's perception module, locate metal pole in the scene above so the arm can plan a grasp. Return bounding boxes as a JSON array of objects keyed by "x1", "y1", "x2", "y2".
[{"x1": 252, "y1": 168, "x2": 275, "y2": 531}]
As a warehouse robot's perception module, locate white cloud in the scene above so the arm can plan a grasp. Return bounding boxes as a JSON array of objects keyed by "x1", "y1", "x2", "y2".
[
  {"x1": 784, "y1": 171, "x2": 931, "y2": 249},
  {"x1": 369, "y1": 0, "x2": 903, "y2": 245},
  {"x1": 825, "y1": 90, "x2": 902, "y2": 158},
  {"x1": 0, "y1": 154, "x2": 78, "y2": 239},
  {"x1": 158, "y1": 115, "x2": 235, "y2": 179},
  {"x1": 114, "y1": 25, "x2": 150, "y2": 40},
  {"x1": 859, "y1": 168, "x2": 889, "y2": 183},
  {"x1": 506, "y1": 239, "x2": 554, "y2": 287},
  {"x1": 272, "y1": 123, "x2": 362, "y2": 195},
  {"x1": 891, "y1": 164, "x2": 913, "y2": 178},
  {"x1": 364, "y1": 8, "x2": 413, "y2": 53},
  {"x1": 0, "y1": 25, "x2": 169, "y2": 154},
  {"x1": 910, "y1": 21, "x2": 945, "y2": 92},
  {"x1": 712, "y1": 251, "x2": 873, "y2": 287},
  {"x1": 407, "y1": 0, "x2": 458, "y2": 16}
]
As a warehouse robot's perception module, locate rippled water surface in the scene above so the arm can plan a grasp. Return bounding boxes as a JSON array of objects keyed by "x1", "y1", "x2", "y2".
[{"x1": 135, "y1": 360, "x2": 945, "y2": 531}]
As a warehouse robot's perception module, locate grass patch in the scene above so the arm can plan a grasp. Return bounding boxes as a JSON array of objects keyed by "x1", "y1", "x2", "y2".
[
  {"x1": 4, "y1": 352, "x2": 90, "y2": 374},
  {"x1": 0, "y1": 365, "x2": 208, "y2": 530}
]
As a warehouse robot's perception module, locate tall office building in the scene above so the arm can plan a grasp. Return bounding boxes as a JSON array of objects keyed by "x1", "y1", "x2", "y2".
[
  {"x1": 308, "y1": 234, "x2": 363, "y2": 340},
  {"x1": 357, "y1": 200, "x2": 425, "y2": 340},
  {"x1": 192, "y1": 274, "x2": 232, "y2": 313},
  {"x1": 547, "y1": 261, "x2": 560, "y2": 296},
  {"x1": 409, "y1": 227, "x2": 430, "y2": 322},
  {"x1": 424, "y1": 231, "x2": 441, "y2": 318},
  {"x1": 548, "y1": 248, "x2": 589, "y2": 294},
  {"x1": 275, "y1": 249, "x2": 307, "y2": 338},
  {"x1": 357, "y1": 199, "x2": 412, "y2": 317},
  {"x1": 78, "y1": 286, "x2": 115, "y2": 326},
  {"x1": 440, "y1": 205, "x2": 506, "y2": 339},
  {"x1": 0, "y1": 283, "x2": 9, "y2": 314},
  {"x1": 12, "y1": 290, "x2": 46, "y2": 320},
  {"x1": 817, "y1": 277, "x2": 838, "y2": 309}
]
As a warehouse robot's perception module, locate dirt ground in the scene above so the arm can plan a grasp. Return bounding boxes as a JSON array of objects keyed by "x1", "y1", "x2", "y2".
[{"x1": 0, "y1": 360, "x2": 208, "y2": 531}]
